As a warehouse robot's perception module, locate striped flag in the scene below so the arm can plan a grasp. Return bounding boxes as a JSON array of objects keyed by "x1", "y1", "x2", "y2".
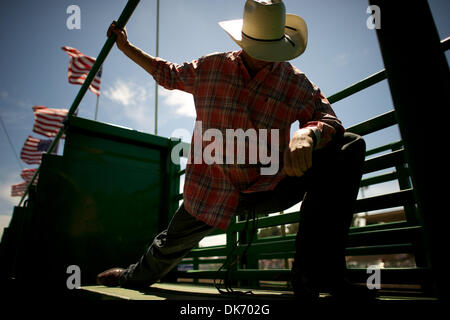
[
  {"x1": 20, "y1": 135, "x2": 53, "y2": 165},
  {"x1": 32, "y1": 105, "x2": 68, "y2": 138},
  {"x1": 11, "y1": 169, "x2": 39, "y2": 197},
  {"x1": 11, "y1": 182, "x2": 28, "y2": 197},
  {"x1": 62, "y1": 46, "x2": 102, "y2": 96},
  {"x1": 20, "y1": 168, "x2": 38, "y2": 185}
]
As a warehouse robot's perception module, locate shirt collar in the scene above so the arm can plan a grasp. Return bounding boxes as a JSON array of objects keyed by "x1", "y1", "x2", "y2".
[{"x1": 235, "y1": 50, "x2": 279, "y2": 71}]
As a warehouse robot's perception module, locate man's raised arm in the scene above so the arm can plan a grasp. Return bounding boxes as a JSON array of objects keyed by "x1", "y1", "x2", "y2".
[
  {"x1": 107, "y1": 21, "x2": 157, "y2": 76},
  {"x1": 107, "y1": 21, "x2": 198, "y2": 93}
]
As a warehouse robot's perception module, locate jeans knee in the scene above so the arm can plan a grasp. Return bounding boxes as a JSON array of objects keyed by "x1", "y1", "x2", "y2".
[
  {"x1": 354, "y1": 135, "x2": 366, "y2": 156},
  {"x1": 343, "y1": 132, "x2": 366, "y2": 157}
]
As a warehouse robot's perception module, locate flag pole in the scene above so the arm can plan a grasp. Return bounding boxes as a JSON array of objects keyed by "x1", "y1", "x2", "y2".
[
  {"x1": 18, "y1": 0, "x2": 141, "y2": 207},
  {"x1": 94, "y1": 94, "x2": 100, "y2": 120},
  {"x1": 154, "y1": 0, "x2": 159, "y2": 135}
]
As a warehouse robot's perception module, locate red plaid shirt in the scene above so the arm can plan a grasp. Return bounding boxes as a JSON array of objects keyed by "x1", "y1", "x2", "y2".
[{"x1": 151, "y1": 50, "x2": 344, "y2": 230}]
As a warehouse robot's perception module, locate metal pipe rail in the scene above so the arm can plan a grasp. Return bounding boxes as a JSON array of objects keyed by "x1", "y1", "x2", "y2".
[
  {"x1": 327, "y1": 37, "x2": 449, "y2": 105},
  {"x1": 18, "y1": 0, "x2": 141, "y2": 207}
]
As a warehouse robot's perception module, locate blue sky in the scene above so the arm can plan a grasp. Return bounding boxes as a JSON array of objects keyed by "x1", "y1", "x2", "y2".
[{"x1": 0, "y1": 0, "x2": 449, "y2": 233}]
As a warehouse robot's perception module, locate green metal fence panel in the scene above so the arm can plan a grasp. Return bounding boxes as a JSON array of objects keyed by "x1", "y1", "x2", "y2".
[{"x1": 17, "y1": 116, "x2": 179, "y2": 286}]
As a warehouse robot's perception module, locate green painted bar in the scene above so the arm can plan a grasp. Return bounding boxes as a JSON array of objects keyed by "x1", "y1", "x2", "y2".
[
  {"x1": 347, "y1": 226, "x2": 422, "y2": 247},
  {"x1": 257, "y1": 251, "x2": 295, "y2": 260},
  {"x1": 257, "y1": 243, "x2": 415, "y2": 258},
  {"x1": 243, "y1": 239, "x2": 296, "y2": 256},
  {"x1": 179, "y1": 269, "x2": 289, "y2": 281},
  {"x1": 345, "y1": 243, "x2": 414, "y2": 256},
  {"x1": 354, "y1": 189, "x2": 415, "y2": 214},
  {"x1": 327, "y1": 70, "x2": 387, "y2": 104},
  {"x1": 349, "y1": 221, "x2": 409, "y2": 234},
  {"x1": 365, "y1": 141, "x2": 403, "y2": 157},
  {"x1": 67, "y1": 116, "x2": 170, "y2": 149},
  {"x1": 363, "y1": 149, "x2": 405, "y2": 174},
  {"x1": 256, "y1": 234, "x2": 295, "y2": 244},
  {"x1": 360, "y1": 171, "x2": 398, "y2": 187},
  {"x1": 231, "y1": 211, "x2": 300, "y2": 232},
  {"x1": 346, "y1": 110, "x2": 397, "y2": 136},
  {"x1": 346, "y1": 267, "x2": 431, "y2": 286},
  {"x1": 185, "y1": 258, "x2": 226, "y2": 265},
  {"x1": 187, "y1": 245, "x2": 228, "y2": 258}
]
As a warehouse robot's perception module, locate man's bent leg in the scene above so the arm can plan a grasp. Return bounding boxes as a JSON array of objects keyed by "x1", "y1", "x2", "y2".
[
  {"x1": 291, "y1": 132, "x2": 366, "y2": 294},
  {"x1": 119, "y1": 203, "x2": 215, "y2": 288},
  {"x1": 236, "y1": 132, "x2": 365, "y2": 297}
]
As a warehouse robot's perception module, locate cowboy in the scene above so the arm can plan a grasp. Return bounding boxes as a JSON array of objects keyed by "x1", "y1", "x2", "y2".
[{"x1": 98, "y1": 0, "x2": 373, "y2": 301}]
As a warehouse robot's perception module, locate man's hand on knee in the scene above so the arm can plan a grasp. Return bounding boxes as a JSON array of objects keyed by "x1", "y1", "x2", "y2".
[{"x1": 283, "y1": 128, "x2": 314, "y2": 177}]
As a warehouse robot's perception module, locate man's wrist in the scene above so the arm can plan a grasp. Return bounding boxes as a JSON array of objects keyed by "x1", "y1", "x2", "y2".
[
  {"x1": 296, "y1": 128, "x2": 318, "y2": 149},
  {"x1": 119, "y1": 41, "x2": 133, "y2": 54}
]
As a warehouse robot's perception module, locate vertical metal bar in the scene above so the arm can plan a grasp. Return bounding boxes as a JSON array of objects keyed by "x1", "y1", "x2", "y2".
[
  {"x1": 94, "y1": 94, "x2": 100, "y2": 120},
  {"x1": 369, "y1": 0, "x2": 449, "y2": 298},
  {"x1": 18, "y1": 0, "x2": 141, "y2": 206},
  {"x1": 226, "y1": 217, "x2": 238, "y2": 285},
  {"x1": 154, "y1": 0, "x2": 160, "y2": 135},
  {"x1": 192, "y1": 244, "x2": 199, "y2": 284},
  {"x1": 391, "y1": 144, "x2": 418, "y2": 225}
]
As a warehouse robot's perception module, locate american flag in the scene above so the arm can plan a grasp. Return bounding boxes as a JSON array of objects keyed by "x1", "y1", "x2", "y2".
[
  {"x1": 11, "y1": 182, "x2": 28, "y2": 197},
  {"x1": 20, "y1": 168, "x2": 38, "y2": 185},
  {"x1": 32, "y1": 105, "x2": 68, "y2": 138},
  {"x1": 20, "y1": 135, "x2": 53, "y2": 165},
  {"x1": 62, "y1": 46, "x2": 102, "y2": 96},
  {"x1": 11, "y1": 169, "x2": 39, "y2": 197}
]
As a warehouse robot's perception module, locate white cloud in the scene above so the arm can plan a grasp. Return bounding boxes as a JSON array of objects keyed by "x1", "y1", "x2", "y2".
[
  {"x1": 101, "y1": 79, "x2": 155, "y2": 132},
  {"x1": 160, "y1": 88, "x2": 196, "y2": 118},
  {"x1": 103, "y1": 79, "x2": 148, "y2": 107}
]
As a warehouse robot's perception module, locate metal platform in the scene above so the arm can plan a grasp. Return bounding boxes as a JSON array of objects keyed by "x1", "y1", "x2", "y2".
[
  {"x1": 80, "y1": 283, "x2": 296, "y2": 301},
  {"x1": 79, "y1": 282, "x2": 439, "y2": 302}
]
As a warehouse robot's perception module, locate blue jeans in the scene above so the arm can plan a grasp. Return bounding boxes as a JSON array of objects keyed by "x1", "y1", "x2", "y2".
[{"x1": 120, "y1": 132, "x2": 366, "y2": 291}]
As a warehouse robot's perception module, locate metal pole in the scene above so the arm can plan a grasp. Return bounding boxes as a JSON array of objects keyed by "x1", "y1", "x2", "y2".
[
  {"x1": 18, "y1": 0, "x2": 141, "y2": 206},
  {"x1": 94, "y1": 94, "x2": 100, "y2": 120},
  {"x1": 154, "y1": 0, "x2": 160, "y2": 135},
  {"x1": 369, "y1": 0, "x2": 449, "y2": 299}
]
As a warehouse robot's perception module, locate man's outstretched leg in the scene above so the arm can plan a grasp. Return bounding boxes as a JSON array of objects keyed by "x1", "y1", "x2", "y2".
[{"x1": 97, "y1": 203, "x2": 215, "y2": 288}]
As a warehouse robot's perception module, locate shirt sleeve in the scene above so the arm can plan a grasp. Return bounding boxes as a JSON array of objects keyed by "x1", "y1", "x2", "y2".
[
  {"x1": 150, "y1": 57, "x2": 200, "y2": 94},
  {"x1": 299, "y1": 80, "x2": 345, "y2": 149}
]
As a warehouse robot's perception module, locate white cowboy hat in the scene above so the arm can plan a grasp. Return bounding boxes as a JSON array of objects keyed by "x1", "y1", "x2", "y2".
[{"x1": 219, "y1": 0, "x2": 308, "y2": 62}]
